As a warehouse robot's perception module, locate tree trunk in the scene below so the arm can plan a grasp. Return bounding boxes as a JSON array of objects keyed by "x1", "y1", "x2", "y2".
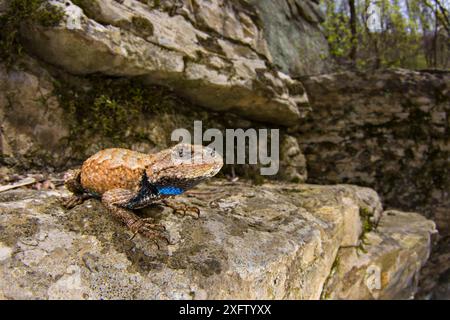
[
  {"x1": 349, "y1": 0, "x2": 358, "y2": 64},
  {"x1": 433, "y1": 0, "x2": 439, "y2": 68}
]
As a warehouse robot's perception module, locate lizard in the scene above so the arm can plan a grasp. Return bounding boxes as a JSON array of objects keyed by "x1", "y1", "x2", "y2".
[{"x1": 62, "y1": 144, "x2": 223, "y2": 245}]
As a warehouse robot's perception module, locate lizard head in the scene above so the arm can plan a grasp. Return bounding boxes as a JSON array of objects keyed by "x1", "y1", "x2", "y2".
[{"x1": 146, "y1": 144, "x2": 223, "y2": 195}]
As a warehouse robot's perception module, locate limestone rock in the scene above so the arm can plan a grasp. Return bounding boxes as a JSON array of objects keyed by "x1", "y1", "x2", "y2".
[
  {"x1": 323, "y1": 210, "x2": 436, "y2": 300},
  {"x1": 416, "y1": 235, "x2": 450, "y2": 300},
  {"x1": 246, "y1": 0, "x2": 330, "y2": 76},
  {"x1": 18, "y1": 0, "x2": 312, "y2": 126},
  {"x1": 298, "y1": 69, "x2": 449, "y2": 299},
  {"x1": 299, "y1": 69, "x2": 450, "y2": 236},
  {"x1": 278, "y1": 135, "x2": 307, "y2": 182},
  {"x1": 0, "y1": 58, "x2": 70, "y2": 168},
  {"x1": 0, "y1": 56, "x2": 300, "y2": 172},
  {"x1": 0, "y1": 181, "x2": 434, "y2": 299}
]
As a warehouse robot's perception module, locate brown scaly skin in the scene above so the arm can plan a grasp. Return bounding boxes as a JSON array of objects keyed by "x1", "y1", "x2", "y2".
[{"x1": 63, "y1": 144, "x2": 223, "y2": 246}]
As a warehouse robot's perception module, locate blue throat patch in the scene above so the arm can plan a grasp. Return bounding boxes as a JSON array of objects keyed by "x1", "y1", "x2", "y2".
[{"x1": 156, "y1": 186, "x2": 184, "y2": 196}]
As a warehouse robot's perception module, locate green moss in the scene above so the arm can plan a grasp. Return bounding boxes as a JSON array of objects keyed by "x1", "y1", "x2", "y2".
[
  {"x1": 0, "y1": 0, "x2": 65, "y2": 66},
  {"x1": 152, "y1": 0, "x2": 160, "y2": 8},
  {"x1": 131, "y1": 16, "x2": 154, "y2": 37},
  {"x1": 320, "y1": 254, "x2": 340, "y2": 300},
  {"x1": 360, "y1": 207, "x2": 374, "y2": 234},
  {"x1": 115, "y1": 16, "x2": 154, "y2": 38},
  {"x1": 55, "y1": 76, "x2": 172, "y2": 151},
  {"x1": 290, "y1": 176, "x2": 301, "y2": 183},
  {"x1": 357, "y1": 207, "x2": 376, "y2": 253},
  {"x1": 35, "y1": 3, "x2": 65, "y2": 27},
  {"x1": 71, "y1": 0, "x2": 101, "y2": 20}
]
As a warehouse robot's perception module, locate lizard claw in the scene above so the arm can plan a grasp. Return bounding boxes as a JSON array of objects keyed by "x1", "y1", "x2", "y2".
[
  {"x1": 128, "y1": 219, "x2": 171, "y2": 246},
  {"x1": 162, "y1": 200, "x2": 201, "y2": 219},
  {"x1": 140, "y1": 218, "x2": 167, "y2": 231},
  {"x1": 61, "y1": 194, "x2": 90, "y2": 209}
]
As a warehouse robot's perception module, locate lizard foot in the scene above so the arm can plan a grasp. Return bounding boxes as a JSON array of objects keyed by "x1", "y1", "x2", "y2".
[
  {"x1": 62, "y1": 194, "x2": 91, "y2": 209},
  {"x1": 128, "y1": 218, "x2": 171, "y2": 248},
  {"x1": 102, "y1": 188, "x2": 171, "y2": 249},
  {"x1": 162, "y1": 200, "x2": 200, "y2": 219}
]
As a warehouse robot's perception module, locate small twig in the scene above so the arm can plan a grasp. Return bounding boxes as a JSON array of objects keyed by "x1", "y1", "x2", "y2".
[{"x1": 0, "y1": 177, "x2": 36, "y2": 193}]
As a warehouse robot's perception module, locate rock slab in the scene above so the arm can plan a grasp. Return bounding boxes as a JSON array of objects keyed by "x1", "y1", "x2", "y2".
[{"x1": 0, "y1": 181, "x2": 435, "y2": 299}]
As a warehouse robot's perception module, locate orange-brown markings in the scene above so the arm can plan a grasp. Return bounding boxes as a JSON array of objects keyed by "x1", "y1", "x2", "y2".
[{"x1": 80, "y1": 148, "x2": 155, "y2": 194}]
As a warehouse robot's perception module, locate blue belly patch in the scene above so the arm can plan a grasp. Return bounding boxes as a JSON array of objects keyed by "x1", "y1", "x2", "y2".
[{"x1": 157, "y1": 186, "x2": 184, "y2": 196}]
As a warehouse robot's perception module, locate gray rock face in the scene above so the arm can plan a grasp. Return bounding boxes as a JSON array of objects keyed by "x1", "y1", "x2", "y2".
[
  {"x1": 18, "y1": 0, "x2": 313, "y2": 126},
  {"x1": 323, "y1": 210, "x2": 436, "y2": 299},
  {"x1": 416, "y1": 235, "x2": 450, "y2": 299},
  {"x1": 0, "y1": 181, "x2": 435, "y2": 299},
  {"x1": 299, "y1": 69, "x2": 450, "y2": 237},
  {"x1": 246, "y1": 0, "x2": 330, "y2": 76},
  {"x1": 297, "y1": 69, "x2": 450, "y2": 299},
  {"x1": 278, "y1": 135, "x2": 307, "y2": 182},
  {"x1": 0, "y1": 59, "x2": 70, "y2": 167}
]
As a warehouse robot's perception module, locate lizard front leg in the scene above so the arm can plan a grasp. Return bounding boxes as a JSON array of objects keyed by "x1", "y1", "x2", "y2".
[
  {"x1": 63, "y1": 169, "x2": 91, "y2": 208},
  {"x1": 102, "y1": 188, "x2": 170, "y2": 246}
]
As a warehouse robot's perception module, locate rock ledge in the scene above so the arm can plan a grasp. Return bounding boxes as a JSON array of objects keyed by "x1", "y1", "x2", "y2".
[{"x1": 0, "y1": 181, "x2": 435, "y2": 299}]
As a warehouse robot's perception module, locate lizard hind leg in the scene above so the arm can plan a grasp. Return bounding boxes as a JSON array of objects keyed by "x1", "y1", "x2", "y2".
[
  {"x1": 63, "y1": 168, "x2": 91, "y2": 209},
  {"x1": 102, "y1": 188, "x2": 170, "y2": 247}
]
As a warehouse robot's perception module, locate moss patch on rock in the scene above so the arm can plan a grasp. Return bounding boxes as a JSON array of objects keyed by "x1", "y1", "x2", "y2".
[
  {"x1": 131, "y1": 16, "x2": 154, "y2": 37},
  {"x1": 357, "y1": 207, "x2": 376, "y2": 253},
  {"x1": 55, "y1": 76, "x2": 171, "y2": 150},
  {"x1": 0, "y1": 0, "x2": 65, "y2": 66}
]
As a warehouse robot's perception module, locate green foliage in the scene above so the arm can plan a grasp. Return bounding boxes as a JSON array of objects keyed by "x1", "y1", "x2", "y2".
[
  {"x1": 153, "y1": 0, "x2": 161, "y2": 8},
  {"x1": 0, "y1": 0, "x2": 65, "y2": 66},
  {"x1": 323, "y1": 1, "x2": 354, "y2": 58},
  {"x1": 321, "y1": 0, "x2": 449, "y2": 70}
]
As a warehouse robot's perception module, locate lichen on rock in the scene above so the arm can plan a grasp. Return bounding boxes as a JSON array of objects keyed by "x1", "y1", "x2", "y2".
[{"x1": 0, "y1": 181, "x2": 436, "y2": 299}]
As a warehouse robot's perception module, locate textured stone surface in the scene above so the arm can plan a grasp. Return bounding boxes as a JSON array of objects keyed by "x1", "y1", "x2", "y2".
[
  {"x1": 0, "y1": 59, "x2": 70, "y2": 167},
  {"x1": 323, "y1": 210, "x2": 436, "y2": 300},
  {"x1": 278, "y1": 135, "x2": 307, "y2": 182},
  {"x1": 297, "y1": 69, "x2": 450, "y2": 300},
  {"x1": 247, "y1": 0, "x2": 330, "y2": 76},
  {"x1": 416, "y1": 235, "x2": 450, "y2": 299},
  {"x1": 0, "y1": 0, "x2": 443, "y2": 301},
  {"x1": 299, "y1": 69, "x2": 450, "y2": 235},
  {"x1": 18, "y1": 0, "x2": 312, "y2": 126},
  {"x1": 0, "y1": 181, "x2": 435, "y2": 299}
]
